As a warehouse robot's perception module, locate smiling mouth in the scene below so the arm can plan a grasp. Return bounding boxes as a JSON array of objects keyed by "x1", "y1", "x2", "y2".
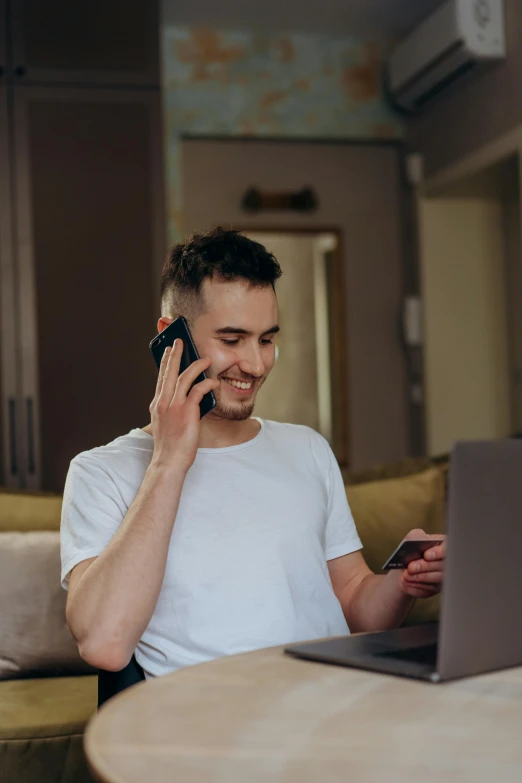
[{"x1": 222, "y1": 377, "x2": 254, "y2": 392}]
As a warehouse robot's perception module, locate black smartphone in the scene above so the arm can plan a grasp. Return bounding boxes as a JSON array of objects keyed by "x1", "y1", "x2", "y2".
[{"x1": 149, "y1": 316, "x2": 217, "y2": 419}]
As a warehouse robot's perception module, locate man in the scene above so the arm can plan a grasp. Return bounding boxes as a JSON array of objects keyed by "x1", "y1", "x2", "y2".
[{"x1": 61, "y1": 227, "x2": 445, "y2": 678}]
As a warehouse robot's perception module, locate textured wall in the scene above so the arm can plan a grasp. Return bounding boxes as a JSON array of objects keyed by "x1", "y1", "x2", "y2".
[{"x1": 162, "y1": 27, "x2": 403, "y2": 242}]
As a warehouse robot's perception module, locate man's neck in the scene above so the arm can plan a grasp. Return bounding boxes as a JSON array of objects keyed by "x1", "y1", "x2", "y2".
[{"x1": 141, "y1": 416, "x2": 260, "y2": 450}]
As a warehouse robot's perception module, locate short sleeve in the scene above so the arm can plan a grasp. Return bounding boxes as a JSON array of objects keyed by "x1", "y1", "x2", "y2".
[
  {"x1": 60, "y1": 455, "x2": 127, "y2": 589},
  {"x1": 311, "y1": 432, "x2": 363, "y2": 561}
]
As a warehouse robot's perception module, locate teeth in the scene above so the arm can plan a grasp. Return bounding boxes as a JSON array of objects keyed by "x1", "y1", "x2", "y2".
[{"x1": 224, "y1": 378, "x2": 252, "y2": 390}]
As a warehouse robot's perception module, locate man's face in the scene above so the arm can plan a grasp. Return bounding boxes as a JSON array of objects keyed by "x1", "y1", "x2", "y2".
[{"x1": 169, "y1": 278, "x2": 279, "y2": 421}]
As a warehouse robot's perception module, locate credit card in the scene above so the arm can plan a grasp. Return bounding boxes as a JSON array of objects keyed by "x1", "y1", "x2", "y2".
[{"x1": 382, "y1": 538, "x2": 444, "y2": 570}]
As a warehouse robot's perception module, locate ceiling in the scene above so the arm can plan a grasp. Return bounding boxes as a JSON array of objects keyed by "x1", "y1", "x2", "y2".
[{"x1": 162, "y1": 0, "x2": 446, "y2": 40}]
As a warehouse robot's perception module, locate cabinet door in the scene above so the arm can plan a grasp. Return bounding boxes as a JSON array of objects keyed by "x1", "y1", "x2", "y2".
[
  {"x1": 11, "y1": 0, "x2": 158, "y2": 86},
  {"x1": 0, "y1": 0, "x2": 6, "y2": 74},
  {"x1": 13, "y1": 88, "x2": 164, "y2": 492},
  {"x1": 0, "y1": 82, "x2": 23, "y2": 488}
]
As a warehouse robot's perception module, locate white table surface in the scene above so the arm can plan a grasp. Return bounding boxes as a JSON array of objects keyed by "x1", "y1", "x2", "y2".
[{"x1": 85, "y1": 643, "x2": 522, "y2": 783}]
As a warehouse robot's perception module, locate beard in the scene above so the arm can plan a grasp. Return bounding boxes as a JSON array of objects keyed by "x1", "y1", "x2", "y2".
[
  {"x1": 211, "y1": 375, "x2": 266, "y2": 421},
  {"x1": 214, "y1": 398, "x2": 256, "y2": 421}
]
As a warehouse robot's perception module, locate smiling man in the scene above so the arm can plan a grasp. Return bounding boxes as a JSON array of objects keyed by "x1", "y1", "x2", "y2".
[{"x1": 60, "y1": 227, "x2": 445, "y2": 678}]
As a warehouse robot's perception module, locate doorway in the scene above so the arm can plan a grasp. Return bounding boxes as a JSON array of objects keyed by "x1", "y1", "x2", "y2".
[
  {"x1": 419, "y1": 153, "x2": 522, "y2": 454},
  {"x1": 245, "y1": 230, "x2": 348, "y2": 467}
]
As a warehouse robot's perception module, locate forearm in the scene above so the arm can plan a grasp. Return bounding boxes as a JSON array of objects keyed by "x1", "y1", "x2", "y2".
[
  {"x1": 66, "y1": 462, "x2": 186, "y2": 669},
  {"x1": 344, "y1": 571, "x2": 415, "y2": 633}
]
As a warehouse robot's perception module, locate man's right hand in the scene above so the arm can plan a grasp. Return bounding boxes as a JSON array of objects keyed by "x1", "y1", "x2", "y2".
[{"x1": 149, "y1": 339, "x2": 220, "y2": 474}]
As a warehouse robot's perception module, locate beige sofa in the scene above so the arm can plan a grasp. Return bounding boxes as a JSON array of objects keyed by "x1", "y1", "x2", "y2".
[
  {"x1": 0, "y1": 455, "x2": 447, "y2": 783},
  {"x1": 0, "y1": 489, "x2": 97, "y2": 783}
]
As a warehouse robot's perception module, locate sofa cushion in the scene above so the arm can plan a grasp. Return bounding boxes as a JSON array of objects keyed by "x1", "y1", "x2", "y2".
[
  {"x1": 344, "y1": 455, "x2": 436, "y2": 485},
  {"x1": 0, "y1": 675, "x2": 97, "y2": 740},
  {"x1": 346, "y1": 467, "x2": 446, "y2": 625},
  {"x1": 0, "y1": 489, "x2": 62, "y2": 532},
  {"x1": 0, "y1": 734, "x2": 97, "y2": 783},
  {"x1": 0, "y1": 532, "x2": 95, "y2": 679},
  {"x1": 0, "y1": 675, "x2": 96, "y2": 783}
]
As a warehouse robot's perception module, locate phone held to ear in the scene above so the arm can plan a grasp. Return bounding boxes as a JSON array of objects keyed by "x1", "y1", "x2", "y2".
[
  {"x1": 382, "y1": 538, "x2": 445, "y2": 571},
  {"x1": 149, "y1": 316, "x2": 217, "y2": 419}
]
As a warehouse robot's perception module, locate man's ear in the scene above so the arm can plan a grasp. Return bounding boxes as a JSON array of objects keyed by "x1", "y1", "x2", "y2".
[{"x1": 157, "y1": 316, "x2": 174, "y2": 334}]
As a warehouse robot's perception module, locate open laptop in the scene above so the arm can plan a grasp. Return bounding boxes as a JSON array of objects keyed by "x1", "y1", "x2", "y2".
[{"x1": 285, "y1": 440, "x2": 522, "y2": 683}]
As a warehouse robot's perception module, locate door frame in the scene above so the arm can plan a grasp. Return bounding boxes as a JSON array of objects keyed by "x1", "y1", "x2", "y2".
[{"x1": 417, "y1": 125, "x2": 522, "y2": 453}]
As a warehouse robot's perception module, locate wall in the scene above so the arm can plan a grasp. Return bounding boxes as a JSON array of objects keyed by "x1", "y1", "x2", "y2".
[
  {"x1": 162, "y1": 26, "x2": 403, "y2": 242},
  {"x1": 407, "y1": 0, "x2": 522, "y2": 177},
  {"x1": 420, "y1": 193, "x2": 511, "y2": 454}
]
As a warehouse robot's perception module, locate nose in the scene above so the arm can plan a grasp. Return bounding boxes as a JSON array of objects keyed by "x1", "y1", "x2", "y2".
[{"x1": 238, "y1": 342, "x2": 265, "y2": 378}]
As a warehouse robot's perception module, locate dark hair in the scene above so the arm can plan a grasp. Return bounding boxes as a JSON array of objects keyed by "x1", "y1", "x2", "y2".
[{"x1": 160, "y1": 227, "x2": 282, "y2": 320}]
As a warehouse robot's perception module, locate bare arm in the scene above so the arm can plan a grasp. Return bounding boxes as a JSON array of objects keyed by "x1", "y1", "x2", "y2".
[
  {"x1": 328, "y1": 530, "x2": 445, "y2": 633},
  {"x1": 328, "y1": 551, "x2": 415, "y2": 633},
  {"x1": 65, "y1": 339, "x2": 220, "y2": 671},
  {"x1": 66, "y1": 463, "x2": 186, "y2": 671}
]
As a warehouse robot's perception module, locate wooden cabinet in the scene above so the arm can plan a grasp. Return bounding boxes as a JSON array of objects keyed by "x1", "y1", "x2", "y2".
[
  {"x1": 0, "y1": 81, "x2": 18, "y2": 486},
  {"x1": 10, "y1": 0, "x2": 158, "y2": 85},
  {"x1": 0, "y1": 3, "x2": 164, "y2": 492}
]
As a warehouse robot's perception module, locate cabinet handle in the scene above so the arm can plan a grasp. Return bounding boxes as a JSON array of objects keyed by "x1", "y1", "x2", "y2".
[
  {"x1": 26, "y1": 397, "x2": 35, "y2": 474},
  {"x1": 14, "y1": 65, "x2": 27, "y2": 77},
  {"x1": 0, "y1": 66, "x2": 4, "y2": 78},
  {"x1": 8, "y1": 398, "x2": 17, "y2": 475}
]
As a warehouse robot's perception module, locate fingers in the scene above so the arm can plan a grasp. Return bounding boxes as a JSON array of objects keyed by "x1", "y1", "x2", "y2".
[
  {"x1": 404, "y1": 570, "x2": 443, "y2": 585},
  {"x1": 156, "y1": 340, "x2": 183, "y2": 407},
  {"x1": 154, "y1": 341, "x2": 172, "y2": 396},
  {"x1": 400, "y1": 530, "x2": 445, "y2": 599},
  {"x1": 404, "y1": 528, "x2": 427, "y2": 540},
  {"x1": 424, "y1": 541, "x2": 446, "y2": 561},
  {"x1": 188, "y1": 377, "x2": 220, "y2": 404},
  {"x1": 402, "y1": 570, "x2": 441, "y2": 598},
  {"x1": 407, "y1": 558, "x2": 444, "y2": 576},
  {"x1": 401, "y1": 530, "x2": 446, "y2": 567},
  {"x1": 175, "y1": 357, "x2": 212, "y2": 399}
]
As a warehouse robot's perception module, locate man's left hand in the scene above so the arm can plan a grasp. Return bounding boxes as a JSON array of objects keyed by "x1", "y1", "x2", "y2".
[{"x1": 400, "y1": 529, "x2": 446, "y2": 599}]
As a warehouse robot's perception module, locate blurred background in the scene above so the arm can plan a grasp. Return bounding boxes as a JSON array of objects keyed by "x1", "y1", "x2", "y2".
[{"x1": 0, "y1": 0, "x2": 520, "y2": 493}]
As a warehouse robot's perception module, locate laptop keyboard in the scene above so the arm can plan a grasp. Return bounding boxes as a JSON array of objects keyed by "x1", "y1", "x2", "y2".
[{"x1": 374, "y1": 643, "x2": 438, "y2": 667}]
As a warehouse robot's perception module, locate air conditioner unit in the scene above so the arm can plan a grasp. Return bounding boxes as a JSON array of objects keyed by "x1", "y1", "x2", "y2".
[{"x1": 386, "y1": 0, "x2": 505, "y2": 112}]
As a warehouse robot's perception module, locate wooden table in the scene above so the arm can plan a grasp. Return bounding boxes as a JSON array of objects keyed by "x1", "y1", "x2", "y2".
[{"x1": 85, "y1": 644, "x2": 522, "y2": 783}]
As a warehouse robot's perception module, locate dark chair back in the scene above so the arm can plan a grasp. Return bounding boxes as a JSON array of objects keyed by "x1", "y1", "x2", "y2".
[{"x1": 97, "y1": 654, "x2": 145, "y2": 708}]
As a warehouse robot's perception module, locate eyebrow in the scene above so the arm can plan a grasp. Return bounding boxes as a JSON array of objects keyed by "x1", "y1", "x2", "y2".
[{"x1": 215, "y1": 325, "x2": 280, "y2": 337}]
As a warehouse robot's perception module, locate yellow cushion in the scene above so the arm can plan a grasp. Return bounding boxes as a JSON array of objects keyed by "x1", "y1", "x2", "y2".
[
  {"x1": 0, "y1": 675, "x2": 97, "y2": 740},
  {"x1": 344, "y1": 456, "x2": 434, "y2": 485},
  {"x1": 0, "y1": 490, "x2": 62, "y2": 532},
  {"x1": 346, "y1": 467, "x2": 446, "y2": 625}
]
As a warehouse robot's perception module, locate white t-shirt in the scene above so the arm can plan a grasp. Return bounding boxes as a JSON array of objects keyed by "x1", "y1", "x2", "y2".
[{"x1": 60, "y1": 419, "x2": 362, "y2": 677}]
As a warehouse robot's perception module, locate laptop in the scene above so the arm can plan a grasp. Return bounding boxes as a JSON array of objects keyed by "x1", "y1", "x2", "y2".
[{"x1": 285, "y1": 440, "x2": 522, "y2": 682}]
